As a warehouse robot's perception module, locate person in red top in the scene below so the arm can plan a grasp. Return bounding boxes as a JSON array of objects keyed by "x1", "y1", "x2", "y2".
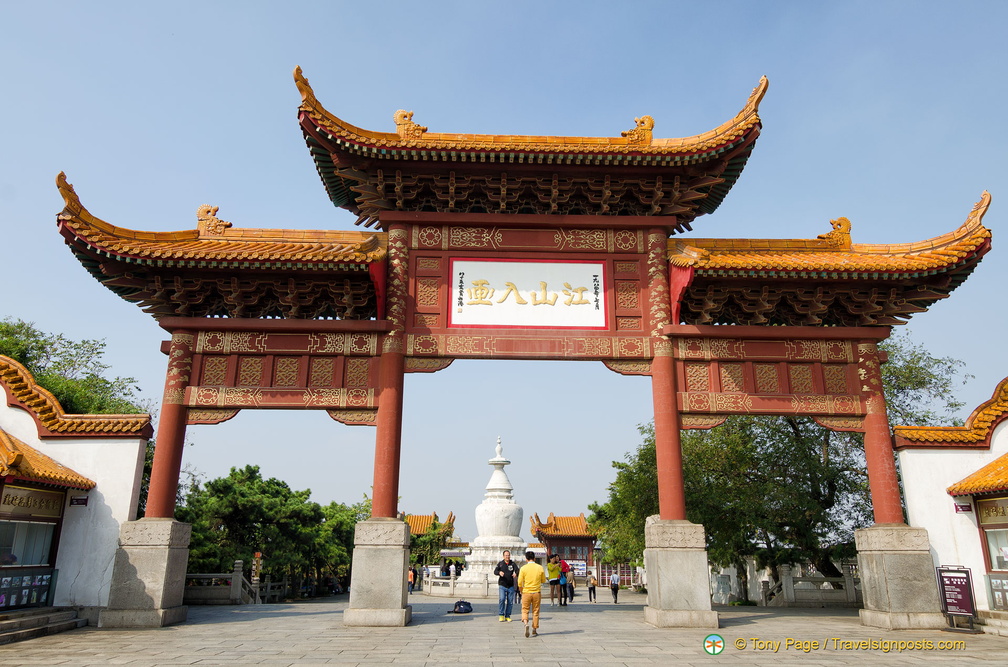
[{"x1": 558, "y1": 555, "x2": 572, "y2": 606}]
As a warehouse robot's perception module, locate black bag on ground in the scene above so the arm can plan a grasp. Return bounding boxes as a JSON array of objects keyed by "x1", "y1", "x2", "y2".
[{"x1": 451, "y1": 599, "x2": 472, "y2": 614}]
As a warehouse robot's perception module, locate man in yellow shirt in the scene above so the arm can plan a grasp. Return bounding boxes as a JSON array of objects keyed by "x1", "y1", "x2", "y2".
[{"x1": 517, "y1": 550, "x2": 547, "y2": 637}]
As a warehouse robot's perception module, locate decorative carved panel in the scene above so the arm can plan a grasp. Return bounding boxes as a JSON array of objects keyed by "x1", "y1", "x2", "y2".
[
  {"x1": 788, "y1": 364, "x2": 813, "y2": 394},
  {"x1": 309, "y1": 358, "x2": 335, "y2": 388},
  {"x1": 616, "y1": 282, "x2": 639, "y2": 309},
  {"x1": 416, "y1": 278, "x2": 440, "y2": 307},
  {"x1": 719, "y1": 363, "x2": 744, "y2": 392},
  {"x1": 273, "y1": 358, "x2": 300, "y2": 387},
  {"x1": 238, "y1": 358, "x2": 264, "y2": 387},
  {"x1": 345, "y1": 358, "x2": 370, "y2": 387},
  {"x1": 201, "y1": 356, "x2": 228, "y2": 386},
  {"x1": 754, "y1": 364, "x2": 780, "y2": 393}
]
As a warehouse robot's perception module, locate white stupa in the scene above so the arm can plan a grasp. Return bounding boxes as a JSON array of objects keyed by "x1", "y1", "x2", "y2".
[{"x1": 452, "y1": 437, "x2": 527, "y2": 597}]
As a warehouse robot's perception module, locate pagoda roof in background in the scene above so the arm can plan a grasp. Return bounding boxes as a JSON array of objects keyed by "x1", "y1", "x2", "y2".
[
  {"x1": 296, "y1": 67, "x2": 765, "y2": 232},
  {"x1": 530, "y1": 512, "x2": 596, "y2": 538},
  {"x1": 404, "y1": 511, "x2": 455, "y2": 536},
  {"x1": 1, "y1": 355, "x2": 152, "y2": 440}
]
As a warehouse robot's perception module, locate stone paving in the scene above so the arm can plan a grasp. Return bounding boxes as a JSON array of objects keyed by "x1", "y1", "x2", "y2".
[{"x1": 2, "y1": 590, "x2": 1005, "y2": 665}]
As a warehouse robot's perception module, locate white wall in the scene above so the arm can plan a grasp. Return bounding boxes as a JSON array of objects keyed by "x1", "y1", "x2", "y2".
[
  {"x1": 898, "y1": 420, "x2": 1008, "y2": 612},
  {"x1": 0, "y1": 401, "x2": 146, "y2": 608}
]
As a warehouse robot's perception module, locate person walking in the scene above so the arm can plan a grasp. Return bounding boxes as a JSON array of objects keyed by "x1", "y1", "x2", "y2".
[
  {"x1": 587, "y1": 571, "x2": 597, "y2": 603},
  {"x1": 493, "y1": 550, "x2": 519, "y2": 622},
  {"x1": 407, "y1": 566, "x2": 415, "y2": 594},
  {"x1": 610, "y1": 570, "x2": 620, "y2": 603},
  {"x1": 517, "y1": 550, "x2": 547, "y2": 638}
]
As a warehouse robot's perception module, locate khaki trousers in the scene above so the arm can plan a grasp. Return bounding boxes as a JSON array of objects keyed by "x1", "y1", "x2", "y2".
[{"x1": 521, "y1": 591, "x2": 541, "y2": 629}]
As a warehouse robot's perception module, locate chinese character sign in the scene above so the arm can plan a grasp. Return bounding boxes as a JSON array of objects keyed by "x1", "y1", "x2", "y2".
[{"x1": 449, "y1": 259, "x2": 607, "y2": 329}]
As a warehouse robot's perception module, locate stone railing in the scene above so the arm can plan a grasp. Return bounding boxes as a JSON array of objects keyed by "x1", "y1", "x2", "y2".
[
  {"x1": 761, "y1": 564, "x2": 861, "y2": 608},
  {"x1": 183, "y1": 560, "x2": 260, "y2": 605}
]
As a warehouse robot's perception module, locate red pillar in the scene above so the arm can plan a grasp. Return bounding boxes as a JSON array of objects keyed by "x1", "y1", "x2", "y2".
[
  {"x1": 652, "y1": 349, "x2": 687, "y2": 520},
  {"x1": 860, "y1": 342, "x2": 904, "y2": 524},
  {"x1": 646, "y1": 227, "x2": 687, "y2": 520},
  {"x1": 370, "y1": 222, "x2": 408, "y2": 519},
  {"x1": 372, "y1": 337, "x2": 405, "y2": 519},
  {"x1": 864, "y1": 394, "x2": 904, "y2": 524},
  {"x1": 146, "y1": 331, "x2": 194, "y2": 518}
]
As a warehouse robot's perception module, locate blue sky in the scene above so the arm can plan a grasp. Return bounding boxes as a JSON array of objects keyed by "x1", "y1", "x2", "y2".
[{"x1": 2, "y1": 2, "x2": 1006, "y2": 541}]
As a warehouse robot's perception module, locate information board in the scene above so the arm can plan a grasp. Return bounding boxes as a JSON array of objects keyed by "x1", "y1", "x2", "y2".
[{"x1": 936, "y1": 566, "x2": 975, "y2": 617}]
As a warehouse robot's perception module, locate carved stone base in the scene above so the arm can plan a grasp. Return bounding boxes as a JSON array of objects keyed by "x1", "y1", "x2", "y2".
[
  {"x1": 343, "y1": 518, "x2": 412, "y2": 627},
  {"x1": 643, "y1": 517, "x2": 719, "y2": 628},
  {"x1": 98, "y1": 518, "x2": 191, "y2": 628},
  {"x1": 855, "y1": 524, "x2": 946, "y2": 630}
]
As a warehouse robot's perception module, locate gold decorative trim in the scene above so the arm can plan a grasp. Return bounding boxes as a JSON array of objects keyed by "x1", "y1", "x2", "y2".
[
  {"x1": 404, "y1": 358, "x2": 454, "y2": 374},
  {"x1": 813, "y1": 416, "x2": 865, "y2": 432},
  {"x1": 186, "y1": 408, "x2": 240, "y2": 425},
  {"x1": 681, "y1": 415, "x2": 727, "y2": 430},
  {"x1": 327, "y1": 409, "x2": 378, "y2": 426},
  {"x1": 602, "y1": 360, "x2": 652, "y2": 376}
]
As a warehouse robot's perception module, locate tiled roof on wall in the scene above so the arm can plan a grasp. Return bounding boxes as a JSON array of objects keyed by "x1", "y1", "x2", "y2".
[
  {"x1": 0, "y1": 356, "x2": 152, "y2": 439},
  {"x1": 0, "y1": 427, "x2": 95, "y2": 490}
]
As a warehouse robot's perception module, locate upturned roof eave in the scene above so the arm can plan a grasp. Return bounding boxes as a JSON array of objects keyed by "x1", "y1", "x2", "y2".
[
  {"x1": 669, "y1": 192, "x2": 993, "y2": 276},
  {"x1": 294, "y1": 66, "x2": 767, "y2": 158},
  {"x1": 55, "y1": 173, "x2": 388, "y2": 268}
]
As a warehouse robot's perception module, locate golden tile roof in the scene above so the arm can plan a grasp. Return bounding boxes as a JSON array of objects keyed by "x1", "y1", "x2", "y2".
[
  {"x1": 0, "y1": 427, "x2": 96, "y2": 490},
  {"x1": 895, "y1": 376, "x2": 1008, "y2": 448},
  {"x1": 56, "y1": 173, "x2": 386, "y2": 268},
  {"x1": 670, "y1": 192, "x2": 992, "y2": 277},
  {"x1": 947, "y1": 453, "x2": 1008, "y2": 496},
  {"x1": 296, "y1": 67, "x2": 766, "y2": 159},
  {"x1": 0, "y1": 356, "x2": 152, "y2": 438},
  {"x1": 530, "y1": 512, "x2": 596, "y2": 538},
  {"x1": 405, "y1": 511, "x2": 455, "y2": 536}
]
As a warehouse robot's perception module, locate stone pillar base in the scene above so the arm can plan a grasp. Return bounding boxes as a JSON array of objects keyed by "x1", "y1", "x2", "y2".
[
  {"x1": 344, "y1": 518, "x2": 412, "y2": 627},
  {"x1": 855, "y1": 524, "x2": 946, "y2": 630},
  {"x1": 99, "y1": 518, "x2": 191, "y2": 628},
  {"x1": 643, "y1": 517, "x2": 719, "y2": 628},
  {"x1": 859, "y1": 609, "x2": 947, "y2": 630}
]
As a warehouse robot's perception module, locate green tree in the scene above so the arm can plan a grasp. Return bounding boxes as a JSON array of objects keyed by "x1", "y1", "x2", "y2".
[
  {"x1": 589, "y1": 332, "x2": 968, "y2": 589},
  {"x1": 0, "y1": 317, "x2": 143, "y2": 415},
  {"x1": 409, "y1": 518, "x2": 453, "y2": 566},
  {"x1": 177, "y1": 465, "x2": 323, "y2": 578}
]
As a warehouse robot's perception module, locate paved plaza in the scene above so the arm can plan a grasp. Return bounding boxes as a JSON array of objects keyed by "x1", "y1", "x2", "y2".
[{"x1": 2, "y1": 590, "x2": 1005, "y2": 666}]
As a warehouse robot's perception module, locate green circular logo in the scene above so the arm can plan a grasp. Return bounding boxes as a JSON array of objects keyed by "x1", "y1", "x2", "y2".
[{"x1": 703, "y1": 633, "x2": 724, "y2": 655}]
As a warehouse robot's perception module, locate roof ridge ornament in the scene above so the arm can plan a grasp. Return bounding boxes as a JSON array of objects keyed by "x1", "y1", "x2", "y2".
[
  {"x1": 293, "y1": 65, "x2": 318, "y2": 108},
  {"x1": 196, "y1": 204, "x2": 232, "y2": 236},
  {"x1": 621, "y1": 115, "x2": 654, "y2": 145},
  {"x1": 394, "y1": 110, "x2": 428, "y2": 139},
  {"x1": 817, "y1": 217, "x2": 852, "y2": 249}
]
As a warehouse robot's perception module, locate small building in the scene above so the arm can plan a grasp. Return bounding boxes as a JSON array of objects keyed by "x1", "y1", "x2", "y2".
[
  {"x1": 895, "y1": 377, "x2": 1008, "y2": 619},
  {"x1": 0, "y1": 355, "x2": 150, "y2": 614},
  {"x1": 530, "y1": 512, "x2": 597, "y2": 577}
]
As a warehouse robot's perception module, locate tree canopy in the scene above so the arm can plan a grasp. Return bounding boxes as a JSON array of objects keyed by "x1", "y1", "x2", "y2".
[
  {"x1": 588, "y1": 332, "x2": 969, "y2": 590},
  {"x1": 176, "y1": 465, "x2": 370, "y2": 583},
  {"x1": 0, "y1": 317, "x2": 144, "y2": 415}
]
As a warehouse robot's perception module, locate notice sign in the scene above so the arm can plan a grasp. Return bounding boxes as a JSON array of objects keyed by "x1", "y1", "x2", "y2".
[
  {"x1": 936, "y1": 566, "x2": 975, "y2": 617},
  {"x1": 449, "y1": 259, "x2": 606, "y2": 329}
]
